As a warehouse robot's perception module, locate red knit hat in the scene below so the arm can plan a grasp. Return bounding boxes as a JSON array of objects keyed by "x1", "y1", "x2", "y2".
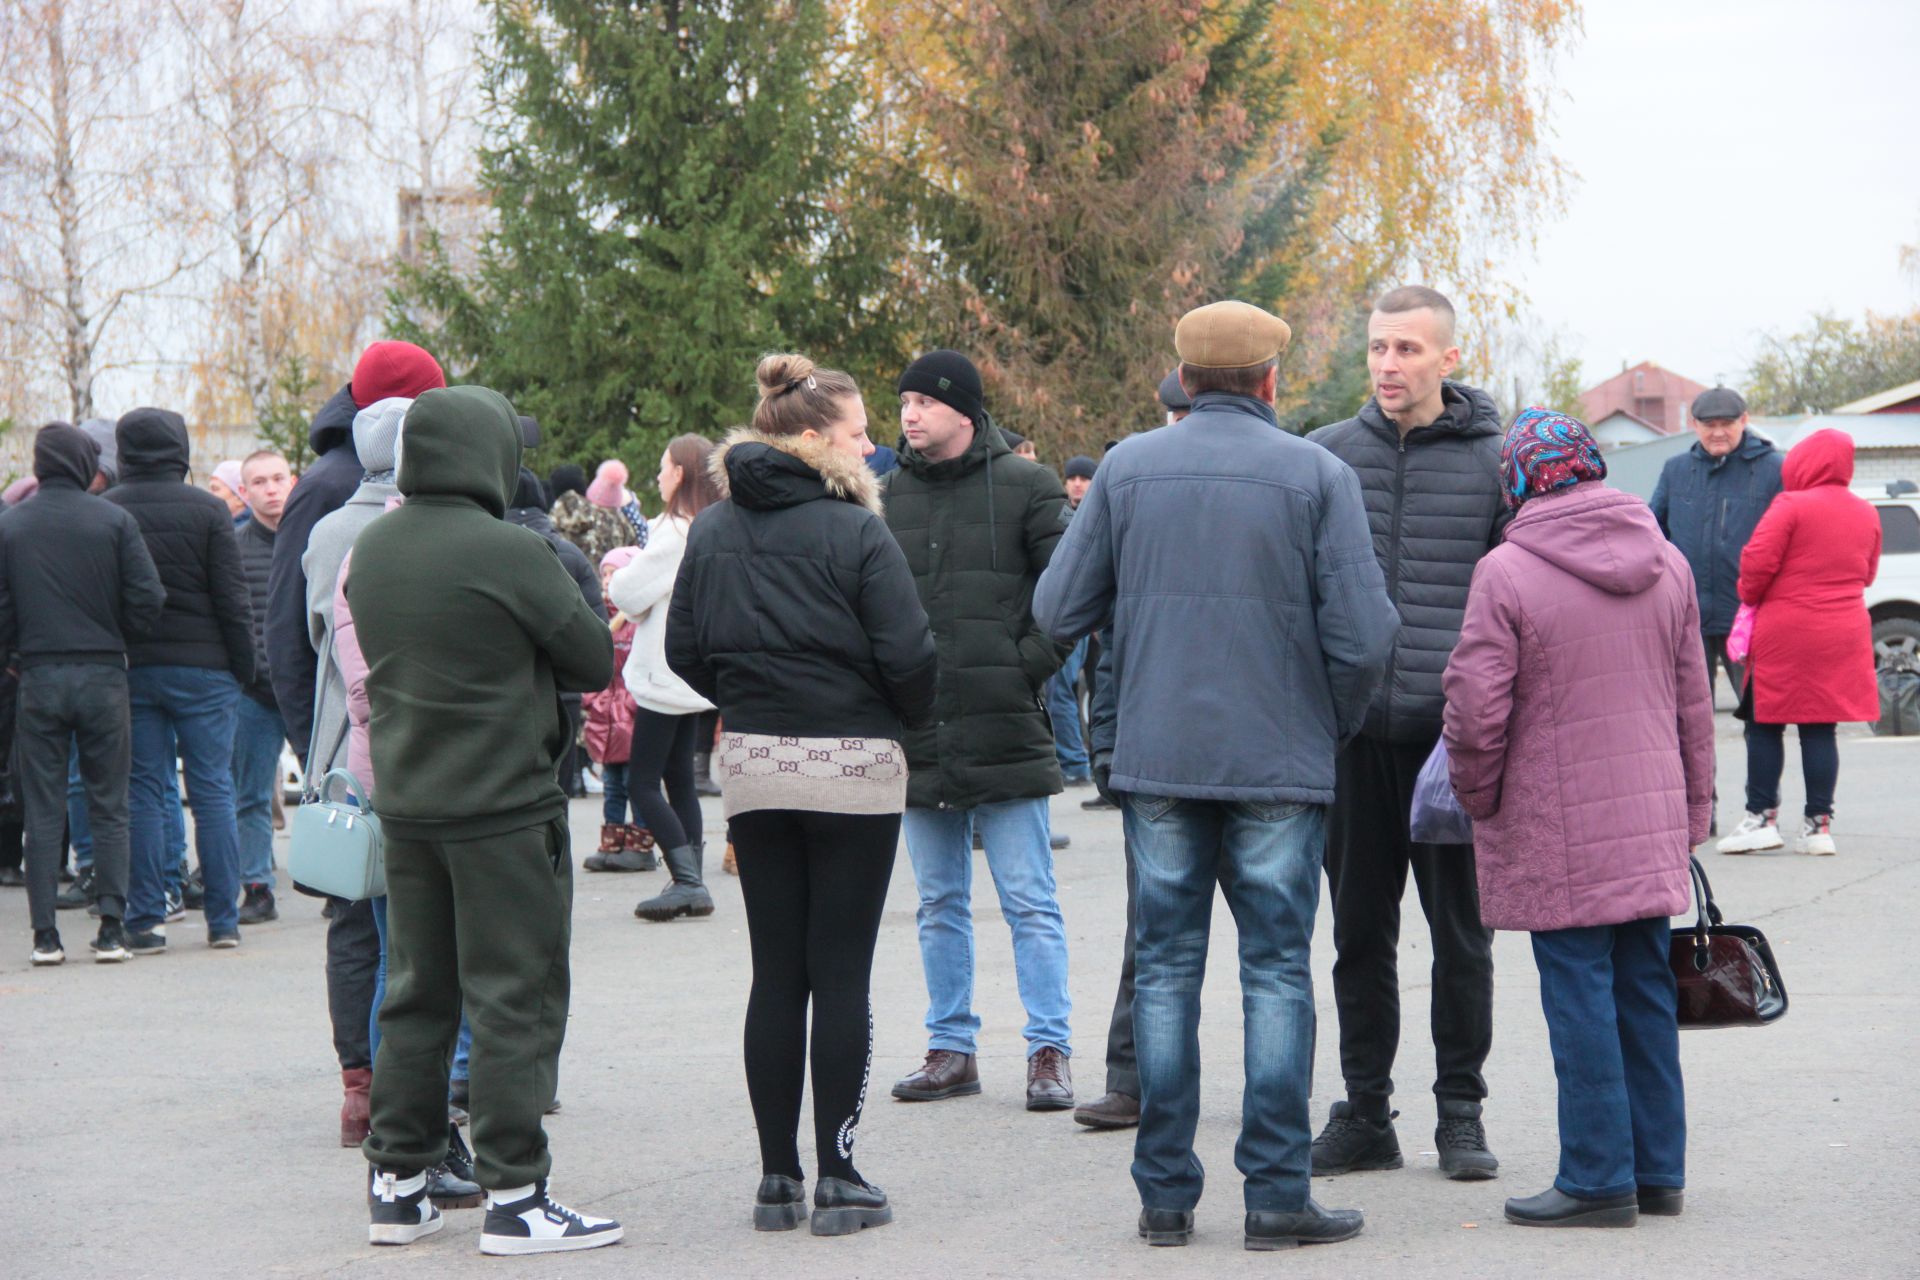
[{"x1": 350, "y1": 341, "x2": 446, "y2": 408}]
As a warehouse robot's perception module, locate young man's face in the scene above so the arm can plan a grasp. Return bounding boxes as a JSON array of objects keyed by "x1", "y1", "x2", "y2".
[
  {"x1": 241, "y1": 456, "x2": 293, "y2": 526},
  {"x1": 1064, "y1": 475, "x2": 1091, "y2": 507},
  {"x1": 1692, "y1": 415, "x2": 1747, "y2": 459},
  {"x1": 900, "y1": 392, "x2": 973, "y2": 461},
  {"x1": 1367, "y1": 307, "x2": 1459, "y2": 423}
]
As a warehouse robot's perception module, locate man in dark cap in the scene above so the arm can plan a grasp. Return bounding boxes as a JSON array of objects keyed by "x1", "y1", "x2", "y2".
[
  {"x1": 0, "y1": 426, "x2": 165, "y2": 964},
  {"x1": 1036, "y1": 299, "x2": 1396, "y2": 1250},
  {"x1": 881, "y1": 347, "x2": 1078, "y2": 1111}
]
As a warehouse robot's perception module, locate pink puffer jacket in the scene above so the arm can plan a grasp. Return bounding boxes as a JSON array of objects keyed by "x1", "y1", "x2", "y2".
[{"x1": 1442, "y1": 483, "x2": 1714, "y2": 932}]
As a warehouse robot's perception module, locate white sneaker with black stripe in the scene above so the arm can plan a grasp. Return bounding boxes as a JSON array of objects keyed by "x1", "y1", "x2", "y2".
[
  {"x1": 479, "y1": 1182, "x2": 623, "y2": 1255},
  {"x1": 368, "y1": 1167, "x2": 444, "y2": 1246}
]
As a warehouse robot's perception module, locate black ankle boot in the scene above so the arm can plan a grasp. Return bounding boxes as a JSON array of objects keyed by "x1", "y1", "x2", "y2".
[
  {"x1": 634, "y1": 844, "x2": 714, "y2": 921},
  {"x1": 428, "y1": 1122, "x2": 483, "y2": 1208}
]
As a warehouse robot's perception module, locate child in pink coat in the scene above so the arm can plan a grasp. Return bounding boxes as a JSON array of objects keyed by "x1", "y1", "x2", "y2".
[{"x1": 582, "y1": 546, "x2": 653, "y2": 871}]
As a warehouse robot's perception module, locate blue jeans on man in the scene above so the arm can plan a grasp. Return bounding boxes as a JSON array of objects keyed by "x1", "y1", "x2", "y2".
[
  {"x1": 66, "y1": 741, "x2": 92, "y2": 872},
  {"x1": 1046, "y1": 638, "x2": 1089, "y2": 781},
  {"x1": 902, "y1": 797, "x2": 1072, "y2": 1057},
  {"x1": 1123, "y1": 793, "x2": 1324, "y2": 1212},
  {"x1": 1530, "y1": 917, "x2": 1686, "y2": 1200},
  {"x1": 82, "y1": 733, "x2": 187, "y2": 882},
  {"x1": 232, "y1": 695, "x2": 285, "y2": 888},
  {"x1": 127, "y1": 667, "x2": 243, "y2": 936}
]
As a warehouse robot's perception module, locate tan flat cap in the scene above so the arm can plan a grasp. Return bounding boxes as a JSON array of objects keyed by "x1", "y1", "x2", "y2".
[{"x1": 1174, "y1": 300, "x2": 1292, "y2": 369}]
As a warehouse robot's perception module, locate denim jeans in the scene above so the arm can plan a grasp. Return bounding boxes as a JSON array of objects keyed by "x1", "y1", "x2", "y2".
[
  {"x1": 1045, "y1": 637, "x2": 1089, "y2": 779},
  {"x1": 127, "y1": 666, "x2": 242, "y2": 935},
  {"x1": 601, "y1": 760, "x2": 632, "y2": 826},
  {"x1": 1123, "y1": 793, "x2": 1324, "y2": 1212},
  {"x1": 67, "y1": 740, "x2": 93, "y2": 871},
  {"x1": 1531, "y1": 917, "x2": 1686, "y2": 1200},
  {"x1": 902, "y1": 797, "x2": 1071, "y2": 1056},
  {"x1": 370, "y1": 893, "x2": 473, "y2": 1084},
  {"x1": 231, "y1": 696, "x2": 285, "y2": 888}
]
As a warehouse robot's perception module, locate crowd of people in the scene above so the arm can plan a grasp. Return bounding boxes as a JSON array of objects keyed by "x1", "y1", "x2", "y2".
[{"x1": 0, "y1": 281, "x2": 1882, "y2": 1255}]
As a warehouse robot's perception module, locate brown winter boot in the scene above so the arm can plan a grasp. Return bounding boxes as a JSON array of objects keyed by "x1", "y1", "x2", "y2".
[
  {"x1": 592, "y1": 824, "x2": 656, "y2": 872},
  {"x1": 584, "y1": 824, "x2": 626, "y2": 872},
  {"x1": 623, "y1": 825, "x2": 656, "y2": 854},
  {"x1": 341, "y1": 1067, "x2": 372, "y2": 1147}
]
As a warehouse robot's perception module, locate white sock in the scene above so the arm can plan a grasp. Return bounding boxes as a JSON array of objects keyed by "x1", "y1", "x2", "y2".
[
  {"x1": 372, "y1": 1169, "x2": 427, "y2": 1198},
  {"x1": 488, "y1": 1184, "x2": 537, "y2": 1209}
]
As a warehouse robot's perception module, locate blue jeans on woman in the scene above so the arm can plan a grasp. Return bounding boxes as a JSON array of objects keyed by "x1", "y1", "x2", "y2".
[
  {"x1": 370, "y1": 893, "x2": 471, "y2": 1085},
  {"x1": 1123, "y1": 793, "x2": 1323, "y2": 1213},
  {"x1": 1530, "y1": 916, "x2": 1686, "y2": 1200}
]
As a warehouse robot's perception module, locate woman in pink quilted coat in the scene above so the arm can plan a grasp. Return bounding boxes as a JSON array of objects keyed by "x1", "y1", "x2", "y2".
[{"x1": 1442, "y1": 409, "x2": 1715, "y2": 1230}]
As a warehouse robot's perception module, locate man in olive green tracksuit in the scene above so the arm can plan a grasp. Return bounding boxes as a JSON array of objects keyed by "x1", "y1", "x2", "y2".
[{"x1": 349, "y1": 386, "x2": 617, "y2": 1248}]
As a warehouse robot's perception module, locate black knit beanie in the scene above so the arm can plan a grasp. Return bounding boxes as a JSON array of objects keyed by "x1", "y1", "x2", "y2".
[{"x1": 897, "y1": 349, "x2": 985, "y2": 424}]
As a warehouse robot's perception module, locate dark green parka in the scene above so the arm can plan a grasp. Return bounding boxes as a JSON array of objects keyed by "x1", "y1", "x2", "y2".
[{"x1": 883, "y1": 419, "x2": 1070, "y2": 810}]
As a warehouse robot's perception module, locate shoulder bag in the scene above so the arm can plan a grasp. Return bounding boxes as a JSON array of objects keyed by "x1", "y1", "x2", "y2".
[
  {"x1": 287, "y1": 625, "x2": 385, "y2": 901},
  {"x1": 1669, "y1": 854, "x2": 1787, "y2": 1028}
]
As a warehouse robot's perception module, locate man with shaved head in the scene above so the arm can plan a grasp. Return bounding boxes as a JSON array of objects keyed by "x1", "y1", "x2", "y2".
[{"x1": 1306, "y1": 286, "x2": 1510, "y2": 1184}]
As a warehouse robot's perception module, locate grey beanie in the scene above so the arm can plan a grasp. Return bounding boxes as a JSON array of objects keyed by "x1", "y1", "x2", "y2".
[
  {"x1": 353, "y1": 396, "x2": 412, "y2": 475},
  {"x1": 78, "y1": 417, "x2": 118, "y2": 485}
]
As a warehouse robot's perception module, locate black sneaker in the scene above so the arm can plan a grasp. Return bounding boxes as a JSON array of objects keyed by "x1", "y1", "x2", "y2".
[
  {"x1": 237, "y1": 885, "x2": 278, "y2": 924},
  {"x1": 31, "y1": 927, "x2": 64, "y2": 966},
  {"x1": 752, "y1": 1174, "x2": 807, "y2": 1232},
  {"x1": 1244, "y1": 1200, "x2": 1365, "y2": 1250},
  {"x1": 55, "y1": 870, "x2": 94, "y2": 911},
  {"x1": 1435, "y1": 1100, "x2": 1499, "y2": 1180},
  {"x1": 479, "y1": 1182, "x2": 623, "y2": 1255},
  {"x1": 810, "y1": 1177, "x2": 892, "y2": 1237},
  {"x1": 127, "y1": 928, "x2": 167, "y2": 957},
  {"x1": 428, "y1": 1123, "x2": 483, "y2": 1209},
  {"x1": 91, "y1": 918, "x2": 130, "y2": 963},
  {"x1": 368, "y1": 1166, "x2": 444, "y2": 1246},
  {"x1": 163, "y1": 887, "x2": 186, "y2": 923},
  {"x1": 182, "y1": 870, "x2": 205, "y2": 911},
  {"x1": 208, "y1": 928, "x2": 241, "y2": 950},
  {"x1": 1310, "y1": 1102, "x2": 1402, "y2": 1175}
]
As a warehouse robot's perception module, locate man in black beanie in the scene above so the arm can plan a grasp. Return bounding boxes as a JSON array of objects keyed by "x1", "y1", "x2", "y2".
[{"x1": 882, "y1": 348, "x2": 1078, "y2": 1111}]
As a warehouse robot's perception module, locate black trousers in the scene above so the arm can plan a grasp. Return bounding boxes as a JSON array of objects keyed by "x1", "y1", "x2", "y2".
[
  {"x1": 1103, "y1": 836, "x2": 1141, "y2": 1097},
  {"x1": 16, "y1": 664, "x2": 132, "y2": 931},
  {"x1": 1702, "y1": 632, "x2": 1745, "y2": 708},
  {"x1": 730, "y1": 808, "x2": 897, "y2": 1184},
  {"x1": 328, "y1": 897, "x2": 380, "y2": 1071},
  {"x1": 629, "y1": 708, "x2": 701, "y2": 851},
  {"x1": 1325, "y1": 734, "x2": 1494, "y2": 1115}
]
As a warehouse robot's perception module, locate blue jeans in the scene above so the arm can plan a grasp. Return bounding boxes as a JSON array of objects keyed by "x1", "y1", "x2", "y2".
[
  {"x1": 601, "y1": 760, "x2": 631, "y2": 826},
  {"x1": 67, "y1": 741, "x2": 91, "y2": 871},
  {"x1": 1046, "y1": 638, "x2": 1088, "y2": 779},
  {"x1": 902, "y1": 798, "x2": 1071, "y2": 1055},
  {"x1": 1123, "y1": 793, "x2": 1324, "y2": 1212},
  {"x1": 231, "y1": 696, "x2": 285, "y2": 888},
  {"x1": 371, "y1": 894, "x2": 473, "y2": 1084},
  {"x1": 1530, "y1": 918, "x2": 1686, "y2": 1199},
  {"x1": 127, "y1": 667, "x2": 242, "y2": 935}
]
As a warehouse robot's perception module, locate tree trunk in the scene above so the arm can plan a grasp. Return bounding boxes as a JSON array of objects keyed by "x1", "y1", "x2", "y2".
[{"x1": 47, "y1": 0, "x2": 94, "y2": 422}]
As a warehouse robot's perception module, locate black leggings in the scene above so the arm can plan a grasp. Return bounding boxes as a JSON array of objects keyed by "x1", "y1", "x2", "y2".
[
  {"x1": 730, "y1": 808, "x2": 898, "y2": 1184},
  {"x1": 628, "y1": 709, "x2": 701, "y2": 851},
  {"x1": 1744, "y1": 722, "x2": 1838, "y2": 817}
]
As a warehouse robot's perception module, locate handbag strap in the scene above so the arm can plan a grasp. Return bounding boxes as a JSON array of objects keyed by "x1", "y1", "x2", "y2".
[
  {"x1": 303, "y1": 616, "x2": 352, "y2": 800},
  {"x1": 1687, "y1": 854, "x2": 1725, "y2": 934}
]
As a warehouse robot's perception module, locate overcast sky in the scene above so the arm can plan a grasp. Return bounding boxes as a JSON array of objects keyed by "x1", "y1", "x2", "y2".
[{"x1": 1500, "y1": 0, "x2": 1920, "y2": 390}]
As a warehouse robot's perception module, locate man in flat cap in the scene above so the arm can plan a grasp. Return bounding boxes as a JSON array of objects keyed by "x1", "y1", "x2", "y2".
[
  {"x1": 1036, "y1": 300, "x2": 1397, "y2": 1250},
  {"x1": 1305, "y1": 285, "x2": 1509, "y2": 1182}
]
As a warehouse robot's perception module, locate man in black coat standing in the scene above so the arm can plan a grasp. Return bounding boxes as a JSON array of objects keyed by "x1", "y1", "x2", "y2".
[
  {"x1": 1305, "y1": 286, "x2": 1508, "y2": 1181},
  {"x1": 234, "y1": 449, "x2": 294, "y2": 924},
  {"x1": 0, "y1": 425, "x2": 165, "y2": 964}
]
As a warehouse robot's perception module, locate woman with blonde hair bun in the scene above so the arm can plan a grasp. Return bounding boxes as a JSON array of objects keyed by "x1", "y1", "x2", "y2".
[{"x1": 666, "y1": 353, "x2": 936, "y2": 1237}]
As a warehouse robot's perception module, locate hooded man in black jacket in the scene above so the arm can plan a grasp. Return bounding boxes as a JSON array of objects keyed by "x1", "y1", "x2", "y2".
[
  {"x1": 0, "y1": 425, "x2": 165, "y2": 963},
  {"x1": 507, "y1": 467, "x2": 607, "y2": 799},
  {"x1": 1305, "y1": 286, "x2": 1508, "y2": 1181},
  {"x1": 104, "y1": 408, "x2": 257, "y2": 954}
]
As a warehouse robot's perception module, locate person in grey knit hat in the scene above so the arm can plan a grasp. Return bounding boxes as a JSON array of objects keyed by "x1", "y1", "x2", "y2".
[{"x1": 79, "y1": 418, "x2": 120, "y2": 489}]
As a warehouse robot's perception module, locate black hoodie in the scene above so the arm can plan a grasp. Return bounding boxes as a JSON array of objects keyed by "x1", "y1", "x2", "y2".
[
  {"x1": 103, "y1": 409, "x2": 256, "y2": 680},
  {"x1": 0, "y1": 425, "x2": 165, "y2": 666}
]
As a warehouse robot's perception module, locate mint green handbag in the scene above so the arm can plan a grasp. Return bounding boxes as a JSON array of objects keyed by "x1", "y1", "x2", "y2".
[{"x1": 286, "y1": 629, "x2": 386, "y2": 901}]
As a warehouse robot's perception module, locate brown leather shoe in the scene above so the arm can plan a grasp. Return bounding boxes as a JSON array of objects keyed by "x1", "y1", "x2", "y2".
[
  {"x1": 1074, "y1": 1090, "x2": 1140, "y2": 1129},
  {"x1": 891, "y1": 1049, "x2": 981, "y2": 1101},
  {"x1": 1026, "y1": 1046, "x2": 1074, "y2": 1111},
  {"x1": 340, "y1": 1067, "x2": 372, "y2": 1147}
]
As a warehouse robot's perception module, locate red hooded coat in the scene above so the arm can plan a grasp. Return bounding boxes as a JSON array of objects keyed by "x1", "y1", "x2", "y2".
[{"x1": 1738, "y1": 429, "x2": 1882, "y2": 724}]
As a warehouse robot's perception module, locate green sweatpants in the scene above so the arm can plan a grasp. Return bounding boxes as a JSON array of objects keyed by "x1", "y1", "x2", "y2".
[{"x1": 363, "y1": 817, "x2": 573, "y2": 1188}]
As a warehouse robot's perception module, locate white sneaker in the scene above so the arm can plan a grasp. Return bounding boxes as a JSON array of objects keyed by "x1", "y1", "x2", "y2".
[
  {"x1": 1718, "y1": 810, "x2": 1783, "y2": 854},
  {"x1": 1798, "y1": 815, "x2": 1836, "y2": 856},
  {"x1": 368, "y1": 1168, "x2": 445, "y2": 1246},
  {"x1": 480, "y1": 1182, "x2": 623, "y2": 1255}
]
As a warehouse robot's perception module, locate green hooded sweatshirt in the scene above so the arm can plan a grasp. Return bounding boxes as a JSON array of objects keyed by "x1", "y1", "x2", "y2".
[{"x1": 346, "y1": 386, "x2": 614, "y2": 842}]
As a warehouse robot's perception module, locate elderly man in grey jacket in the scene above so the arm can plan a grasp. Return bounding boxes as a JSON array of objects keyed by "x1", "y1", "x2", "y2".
[{"x1": 1035, "y1": 300, "x2": 1396, "y2": 1252}]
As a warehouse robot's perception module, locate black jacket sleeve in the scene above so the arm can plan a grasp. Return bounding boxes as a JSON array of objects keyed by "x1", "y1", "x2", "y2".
[
  {"x1": 856, "y1": 515, "x2": 938, "y2": 729},
  {"x1": 267, "y1": 485, "x2": 323, "y2": 755},
  {"x1": 559, "y1": 540, "x2": 608, "y2": 622},
  {"x1": 205, "y1": 508, "x2": 257, "y2": 686},
  {"x1": 1087, "y1": 625, "x2": 1117, "y2": 761},
  {"x1": 117, "y1": 513, "x2": 166, "y2": 640},
  {"x1": 664, "y1": 550, "x2": 716, "y2": 704}
]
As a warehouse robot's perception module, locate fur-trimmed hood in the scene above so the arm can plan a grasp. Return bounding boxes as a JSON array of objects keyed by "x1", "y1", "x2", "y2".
[{"x1": 710, "y1": 427, "x2": 883, "y2": 517}]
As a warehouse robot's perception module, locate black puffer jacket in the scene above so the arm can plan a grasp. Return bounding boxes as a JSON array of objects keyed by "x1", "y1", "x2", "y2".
[
  {"x1": 508, "y1": 471, "x2": 608, "y2": 623},
  {"x1": 235, "y1": 517, "x2": 276, "y2": 706},
  {"x1": 882, "y1": 417, "x2": 1069, "y2": 809},
  {"x1": 1308, "y1": 381, "x2": 1508, "y2": 743},
  {"x1": 267, "y1": 384, "x2": 359, "y2": 750},
  {"x1": 667, "y1": 430, "x2": 935, "y2": 740},
  {"x1": 103, "y1": 409, "x2": 256, "y2": 682}
]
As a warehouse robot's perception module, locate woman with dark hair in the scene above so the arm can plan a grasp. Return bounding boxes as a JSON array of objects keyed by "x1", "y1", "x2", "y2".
[
  {"x1": 609, "y1": 433, "x2": 720, "y2": 921},
  {"x1": 668, "y1": 354, "x2": 934, "y2": 1236}
]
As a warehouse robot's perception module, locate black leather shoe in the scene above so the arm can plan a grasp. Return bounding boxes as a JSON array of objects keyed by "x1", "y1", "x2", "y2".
[
  {"x1": 1073, "y1": 1090, "x2": 1140, "y2": 1129},
  {"x1": 753, "y1": 1174, "x2": 807, "y2": 1231},
  {"x1": 428, "y1": 1122, "x2": 483, "y2": 1208},
  {"x1": 1244, "y1": 1200, "x2": 1365, "y2": 1250},
  {"x1": 1435, "y1": 1099, "x2": 1499, "y2": 1180},
  {"x1": 1637, "y1": 1185, "x2": 1683, "y2": 1216},
  {"x1": 1138, "y1": 1207, "x2": 1193, "y2": 1247},
  {"x1": 811, "y1": 1178, "x2": 891, "y2": 1236},
  {"x1": 1310, "y1": 1101, "x2": 1402, "y2": 1175},
  {"x1": 1025, "y1": 1046, "x2": 1074, "y2": 1111},
  {"x1": 1504, "y1": 1187, "x2": 1638, "y2": 1227},
  {"x1": 892, "y1": 1050, "x2": 980, "y2": 1101}
]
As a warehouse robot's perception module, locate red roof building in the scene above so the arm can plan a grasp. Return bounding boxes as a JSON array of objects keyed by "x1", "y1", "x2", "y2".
[{"x1": 1578, "y1": 362, "x2": 1710, "y2": 437}]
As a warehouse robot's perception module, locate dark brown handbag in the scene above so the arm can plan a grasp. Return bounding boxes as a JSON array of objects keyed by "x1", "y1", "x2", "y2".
[{"x1": 1670, "y1": 855, "x2": 1788, "y2": 1028}]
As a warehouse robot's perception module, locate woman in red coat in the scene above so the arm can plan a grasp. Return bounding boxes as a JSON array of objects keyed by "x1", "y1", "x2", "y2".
[{"x1": 1719, "y1": 429, "x2": 1881, "y2": 856}]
